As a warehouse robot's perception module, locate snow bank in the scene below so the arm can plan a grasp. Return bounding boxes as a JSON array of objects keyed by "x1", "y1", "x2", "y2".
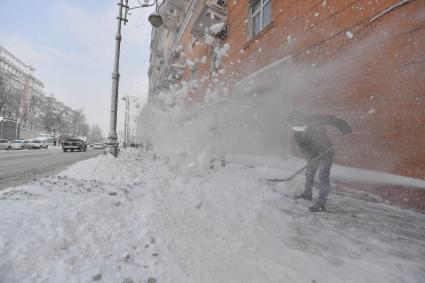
[{"x1": 1, "y1": 150, "x2": 424, "y2": 282}]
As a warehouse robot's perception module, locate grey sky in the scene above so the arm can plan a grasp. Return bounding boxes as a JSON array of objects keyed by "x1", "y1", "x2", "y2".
[{"x1": 0, "y1": 0, "x2": 155, "y2": 135}]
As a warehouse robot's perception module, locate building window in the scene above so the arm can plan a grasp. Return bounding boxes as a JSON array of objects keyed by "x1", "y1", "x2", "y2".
[{"x1": 251, "y1": 0, "x2": 272, "y2": 37}]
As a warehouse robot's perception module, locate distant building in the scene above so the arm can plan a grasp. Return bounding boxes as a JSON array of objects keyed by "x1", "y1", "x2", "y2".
[{"x1": 0, "y1": 45, "x2": 45, "y2": 120}]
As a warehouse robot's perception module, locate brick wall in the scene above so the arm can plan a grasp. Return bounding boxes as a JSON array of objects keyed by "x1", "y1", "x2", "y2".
[{"x1": 174, "y1": 0, "x2": 424, "y2": 181}]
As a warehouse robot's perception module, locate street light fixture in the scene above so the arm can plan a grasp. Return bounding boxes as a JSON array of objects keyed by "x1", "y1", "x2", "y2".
[
  {"x1": 148, "y1": 12, "x2": 163, "y2": 28},
  {"x1": 106, "y1": 0, "x2": 163, "y2": 157}
]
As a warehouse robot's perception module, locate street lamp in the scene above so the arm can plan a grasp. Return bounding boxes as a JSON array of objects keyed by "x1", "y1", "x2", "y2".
[
  {"x1": 121, "y1": 95, "x2": 139, "y2": 148},
  {"x1": 148, "y1": 12, "x2": 163, "y2": 28},
  {"x1": 106, "y1": 0, "x2": 163, "y2": 157},
  {"x1": 0, "y1": 116, "x2": 4, "y2": 139}
]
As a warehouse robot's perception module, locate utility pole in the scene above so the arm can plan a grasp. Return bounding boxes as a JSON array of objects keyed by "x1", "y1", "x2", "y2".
[
  {"x1": 106, "y1": 0, "x2": 129, "y2": 157},
  {"x1": 105, "y1": 0, "x2": 162, "y2": 156},
  {"x1": 15, "y1": 119, "x2": 19, "y2": 140},
  {"x1": 126, "y1": 100, "x2": 130, "y2": 145},
  {"x1": 0, "y1": 117, "x2": 3, "y2": 139}
]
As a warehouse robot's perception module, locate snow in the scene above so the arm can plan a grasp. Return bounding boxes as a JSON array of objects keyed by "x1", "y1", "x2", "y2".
[
  {"x1": 185, "y1": 59, "x2": 195, "y2": 67},
  {"x1": 346, "y1": 31, "x2": 354, "y2": 39},
  {"x1": 204, "y1": 33, "x2": 215, "y2": 45},
  {"x1": 292, "y1": 126, "x2": 306, "y2": 132},
  {"x1": 228, "y1": 154, "x2": 425, "y2": 189},
  {"x1": 209, "y1": 22, "x2": 225, "y2": 34},
  {"x1": 216, "y1": 43, "x2": 230, "y2": 58},
  {"x1": 1, "y1": 150, "x2": 424, "y2": 282}
]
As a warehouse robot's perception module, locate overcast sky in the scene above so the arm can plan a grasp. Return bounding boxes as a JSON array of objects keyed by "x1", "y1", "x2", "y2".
[{"x1": 0, "y1": 0, "x2": 155, "y2": 135}]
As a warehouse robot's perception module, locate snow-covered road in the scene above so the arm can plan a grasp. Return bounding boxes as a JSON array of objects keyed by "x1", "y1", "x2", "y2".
[
  {"x1": 0, "y1": 147, "x2": 101, "y2": 190},
  {"x1": 1, "y1": 150, "x2": 424, "y2": 283}
]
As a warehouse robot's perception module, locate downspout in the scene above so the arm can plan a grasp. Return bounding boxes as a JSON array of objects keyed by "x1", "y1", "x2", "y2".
[{"x1": 369, "y1": 0, "x2": 412, "y2": 23}]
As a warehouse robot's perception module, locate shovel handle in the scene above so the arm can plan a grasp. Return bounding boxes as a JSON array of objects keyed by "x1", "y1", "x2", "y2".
[{"x1": 265, "y1": 147, "x2": 334, "y2": 182}]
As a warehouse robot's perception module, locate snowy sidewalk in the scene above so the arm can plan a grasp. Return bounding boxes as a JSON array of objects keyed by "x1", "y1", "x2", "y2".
[{"x1": 0, "y1": 150, "x2": 424, "y2": 283}]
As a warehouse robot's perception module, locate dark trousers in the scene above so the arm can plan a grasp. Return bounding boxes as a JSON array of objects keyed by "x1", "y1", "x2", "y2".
[{"x1": 304, "y1": 150, "x2": 335, "y2": 203}]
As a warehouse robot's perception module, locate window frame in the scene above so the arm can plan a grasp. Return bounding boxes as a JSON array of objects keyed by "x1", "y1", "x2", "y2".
[{"x1": 250, "y1": 0, "x2": 272, "y2": 38}]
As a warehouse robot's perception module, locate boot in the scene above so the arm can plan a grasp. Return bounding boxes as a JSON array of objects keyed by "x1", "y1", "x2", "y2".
[
  {"x1": 309, "y1": 199, "x2": 326, "y2": 212},
  {"x1": 294, "y1": 192, "x2": 313, "y2": 201}
]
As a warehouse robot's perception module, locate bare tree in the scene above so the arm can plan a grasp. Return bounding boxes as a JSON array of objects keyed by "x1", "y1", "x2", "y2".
[
  {"x1": 0, "y1": 72, "x2": 19, "y2": 118},
  {"x1": 88, "y1": 125, "x2": 104, "y2": 143}
]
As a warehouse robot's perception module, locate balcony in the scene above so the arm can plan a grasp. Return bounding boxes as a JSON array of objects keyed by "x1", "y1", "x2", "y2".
[
  {"x1": 191, "y1": 0, "x2": 227, "y2": 37},
  {"x1": 171, "y1": 62, "x2": 185, "y2": 73},
  {"x1": 160, "y1": 77, "x2": 176, "y2": 90},
  {"x1": 160, "y1": 0, "x2": 188, "y2": 32}
]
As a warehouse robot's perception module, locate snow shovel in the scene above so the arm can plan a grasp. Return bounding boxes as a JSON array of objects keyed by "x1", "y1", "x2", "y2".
[{"x1": 265, "y1": 147, "x2": 334, "y2": 182}]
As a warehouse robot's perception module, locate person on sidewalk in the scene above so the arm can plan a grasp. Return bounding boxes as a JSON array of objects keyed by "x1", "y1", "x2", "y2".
[{"x1": 287, "y1": 110, "x2": 352, "y2": 212}]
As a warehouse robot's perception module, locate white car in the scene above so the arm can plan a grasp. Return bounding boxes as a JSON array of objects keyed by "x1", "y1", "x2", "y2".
[
  {"x1": 34, "y1": 139, "x2": 49, "y2": 149},
  {"x1": 0, "y1": 139, "x2": 12, "y2": 150},
  {"x1": 11, "y1": 139, "x2": 25, "y2": 150},
  {"x1": 30, "y1": 139, "x2": 43, "y2": 149},
  {"x1": 22, "y1": 139, "x2": 41, "y2": 149},
  {"x1": 93, "y1": 142, "x2": 105, "y2": 149},
  {"x1": 22, "y1": 140, "x2": 34, "y2": 149}
]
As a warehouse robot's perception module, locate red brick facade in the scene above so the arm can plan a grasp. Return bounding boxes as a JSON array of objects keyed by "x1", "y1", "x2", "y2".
[{"x1": 175, "y1": 0, "x2": 424, "y2": 183}]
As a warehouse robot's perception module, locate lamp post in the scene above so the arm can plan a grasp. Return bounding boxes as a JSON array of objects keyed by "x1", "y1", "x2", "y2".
[
  {"x1": 106, "y1": 0, "x2": 163, "y2": 157},
  {"x1": 0, "y1": 116, "x2": 3, "y2": 139},
  {"x1": 121, "y1": 95, "x2": 140, "y2": 149},
  {"x1": 0, "y1": 105, "x2": 4, "y2": 139},
  {"x1": 15, "y1": 119, "x2": 20, "y2": 140}
]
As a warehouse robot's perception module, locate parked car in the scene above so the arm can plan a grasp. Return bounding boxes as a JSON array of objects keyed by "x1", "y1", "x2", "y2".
[
  {"x1": 34, "y1": 138, "x2": 49, "y2": 149},
  {"x1": 29, "y1": 139, "x2": 42, "y2": 149},
  {"x1": 22, "y1": 140, "x2": 36, "y2": 149},
  {"x1": 93, "y1": 142, "x2": 105, "y2": 149},
  {"x1": 62, "y1": 137, "x2": 87, "y2": 152},
  {"x1": 0, "y1": 139, "x2": 12, "y2": 150},
  {"x1": 11, "y1": 139, "x2": 25, "y2": 150}
]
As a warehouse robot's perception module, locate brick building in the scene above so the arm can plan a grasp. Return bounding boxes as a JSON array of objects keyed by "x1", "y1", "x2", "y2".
[{"x1": 148, "y1": 0, "x2": 425, "y2": 208}]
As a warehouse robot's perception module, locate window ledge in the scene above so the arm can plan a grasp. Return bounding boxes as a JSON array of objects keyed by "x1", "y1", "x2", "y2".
[{"x1": 242, "y1": 20, "x2": 275, "y2": 50}]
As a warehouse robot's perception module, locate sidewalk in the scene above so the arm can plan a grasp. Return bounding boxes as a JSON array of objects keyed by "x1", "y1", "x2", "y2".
[
  {"x1": 0, "y1": 150, "x2": 424, "y2": 282},
  {"x1": 227, "y1": 153, "x2": 425, "y2": 211}
]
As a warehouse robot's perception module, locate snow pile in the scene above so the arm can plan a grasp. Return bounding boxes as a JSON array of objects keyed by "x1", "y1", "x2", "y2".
[
  {"x1": 209, "y1": 22, "x2": 225, "y2": 34},
  {"x1": 204, "y1": 33, "x2": 215, "y2": 45},
  {"x1": 185, "y1": 59, "x2": 195, "y2": 67},
  {"x1": 1, "y1": 150, "x2": 425, "y2": 283}
]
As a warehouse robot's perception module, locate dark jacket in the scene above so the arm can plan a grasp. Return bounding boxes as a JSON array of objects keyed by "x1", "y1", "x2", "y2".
[{"x1": 293, "y1": 114, "x2": 351, "y2": 159}]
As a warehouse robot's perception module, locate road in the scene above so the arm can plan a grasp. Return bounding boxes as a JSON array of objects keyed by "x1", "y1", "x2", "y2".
[{"x1": 0, "y1": 147, "x2": 102, "y2": 190}]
